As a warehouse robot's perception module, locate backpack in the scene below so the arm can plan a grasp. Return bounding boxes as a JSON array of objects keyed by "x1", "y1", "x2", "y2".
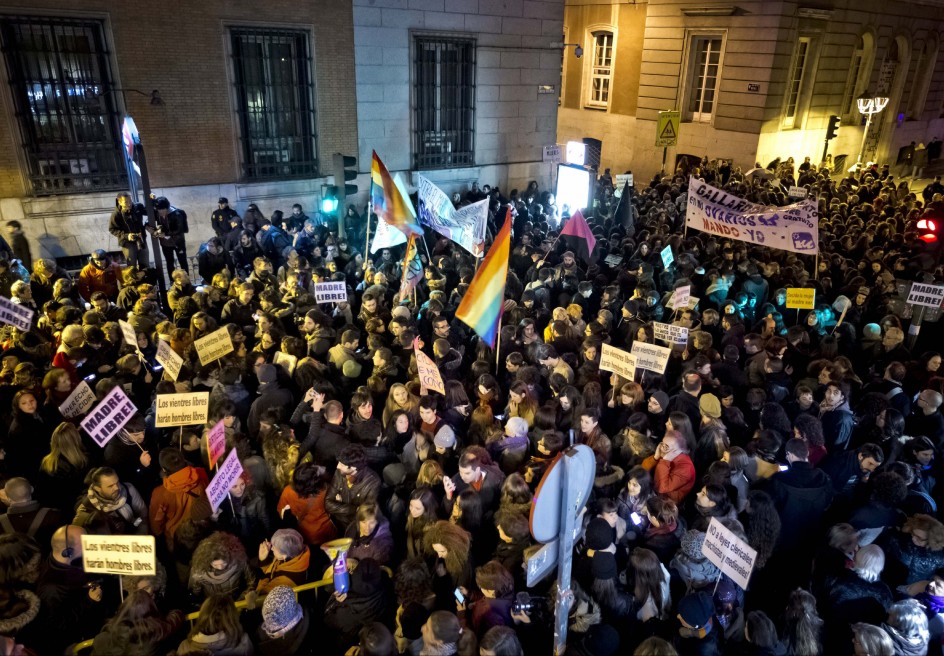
[{"x1": 0, "y1": 508, "x2": 49, "y2": 538}]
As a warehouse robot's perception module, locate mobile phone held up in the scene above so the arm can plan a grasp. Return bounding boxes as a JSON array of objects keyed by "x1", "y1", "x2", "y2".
[{"x1": 454, "y1": 587, "x2": 465, "y2": 604}]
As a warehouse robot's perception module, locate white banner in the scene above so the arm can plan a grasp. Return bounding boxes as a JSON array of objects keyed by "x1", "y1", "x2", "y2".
[
  {"x1": 0, "y1": 297, "x2": 33, "y2": 331},
  {"x1": 155, "y1": 340, "x2": 184, "y2": 382},
  {"x1": 631, "y1": 341, "x2": 672, "y2": 374},
  {"x1": 701, "y1": 517, "x2": 757, "y2": 590},
  {"x1": 194, "y1": 327, "x2": 234, "y2": 366},
  {"x1": 686, "y1": 177, "x2": 819, "y2": 254},
  {"x1": 59, "y1": 381, "x2": 96, "y2": 419},
  {"x1": 314, "y1": 281, "x2": 348, "y2": 304},
  {"x1": 599, "y1": 343, "x2": 637, "y2": 380},
  {"x1": 81, "y1": 534, "x2": 156, "y2": 576},
  {"x1": 154, "y1": 392, "x2": 209, "y2": 428},
  {"x1": 370, "y1": 214, "x2": 408, "y2": 253},
  {"x1": 81, "y1": 386, "x2": 137, "y2": 447},
  {"x1": 653, "y1": 322, "x2": 689, "y2": 345},
  {"x1": 907, "y1": 282, "x2": 944, "y2": 308},
  {"x1": 206, "y1": 448, "x2": 243, "y2": 512},
  {"x1": 414, "y1": 346, "x2": 445, "y2": 394},
  {"x1": 418, "y1": 175, "x2": 488, "y2": 256}
]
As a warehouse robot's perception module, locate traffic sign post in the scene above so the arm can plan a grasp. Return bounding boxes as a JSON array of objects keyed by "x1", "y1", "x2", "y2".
[{"x1": 656, "y1": 110, "x2": 680, "y2": 173}]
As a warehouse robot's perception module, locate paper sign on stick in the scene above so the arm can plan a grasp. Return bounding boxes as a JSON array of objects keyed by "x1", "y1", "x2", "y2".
[
  {"x1": 653, "y1": 322, "x2": 689, "y2": 345},
  {"x1": 630, "y1": 341, "x2": 672, "y2": 374},
  {"x1": 785, "y1": 288, "x2": 816, "y2": 310},
  {"x1": 661, "y1": 245, "x2": 674, "y2": 268},
  {"x1": 194, "y1": 327, "x2": 234, "y2": 366},
  {"x1": 907, "y1": 282, "x2": 944, "y2": 308},
  {"x1": 207, "y1": 421, "x2": 227, "y2": 470},
  {"x1": 599, "y1": 343, "x2": 637, "y2": 380},
  {"x1": 80, "y1": 386, "x2": 137, "y2": 447},
  {"x1": 668, "y1": 285, "x2": 691, "y2": 310},
  {"x1": 81, "y1": 534, "x2": 156, "y2": 576},
  {"x1": 154, "y1": 392, "x2": 209, "y2": 428},
  {"x1": 314, "y1": 282, "x2": 348, "y2": 304},
  {"x1": 206, "y1": 449, "x2": 244, "y2": 512},
  {"x1": 118, "y1": 320, "x2": 138, "y2": 348},
  {"x1": 155, "y1": 340, "x2": 184, "y2": 381},
  {"x1": 701, "y1": 517, "x2": 757, "y2": 590},
  {"x1": 59, "y1": 381, "x2": 96, "y2": 419},
  {"x1": 414, "y1": 344, "x2": 445, "y2": 394},
  {"x1": 0, "y1": 296, "x2": 33, "y2": 331}
]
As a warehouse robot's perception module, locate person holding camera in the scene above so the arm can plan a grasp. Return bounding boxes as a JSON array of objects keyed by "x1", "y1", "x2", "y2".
[
  {"x1": 108, "y1": 192, "x2": 149, "y2": 268},
  {"x1": 152, "y1": 196, "x2": 189, "y2": 277}
]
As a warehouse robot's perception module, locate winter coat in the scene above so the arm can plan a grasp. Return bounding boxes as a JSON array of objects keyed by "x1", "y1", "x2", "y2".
[
  {"x1": 880, "y1": 530, "x2": 944, "y2": 587},
  {"x1": 254, "y1": 611, "x2": 311, "y2": 656},
  {"x1": 247, "y1": 383, "x2": 293, "y2": 437},
  {"x1": 92, "y1": 610, "x2": 184, "y2": 656},
  {"x1": 325, "y1": 468, "x2": 381, "y2": 530},
  {"x1": 78, "y1": 261, "x2": 122, "y2": 301},
  {"x1": 278, "y1": 485, "x2": 337, "y2": 546},
  {"x1": 73, "y1": 482, "x2": 149, "y2": 536},
  {"x1": 190, "y1": 561, "x2": 256, "y2": 600},
  {"x1": 671, "y1": 550, "x2": 721, "y2": 593},
  {"x1": 344, "y1": 517, "x2": 395, "y2": 566},
  {"x1": 444, "y1": 464, "x2": 505, "y2": 517},
  {"x1": 149, "y1": 466, "x2": 212, "y2": 548},
  {"x1": 468, "y1": 597, "x2": 514, "y2": 639},
  {"x1": 756, "y1": 462, "x2": 834, "y2": 551},
  {"x1": 256, "y1": 547, "x2": 310, "y2": 594},
  {"x1": 294, "y1": 409, "x2": 351, "y2": 470},
  {"x1": 825, "y1": 570, "x2": 893, "y2": 626},
  {"x1": 322, "y1": 560, "x2": 390, "y2": 649},
  {"x1": 644, "y1": 453, "x2": 697, "y2": 504}
]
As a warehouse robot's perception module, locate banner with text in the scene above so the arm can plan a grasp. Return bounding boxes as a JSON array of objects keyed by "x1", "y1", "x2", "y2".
[
  {"x1": 686, "y1": 177, "x2": 819, "y2": 254},
  {"x1": 418, "y1": 175, "x2": 488, "y2": 256},
  {"x1": 701, "y1": 517, "x2": 757, "y2": 590},
  {"x1": 785, "y1": 288, "x2": 816, "y2": 310},
  {"x1": 82, "y1": 534, "x2": 156, "y2": 576},
  {"x1": 273, "y1": 351, "x2": 298, "y2": 375},
  {"x1": 206, "y1": 448, "x2": 244, "y2": 512},
  {"x1": 599, "y1": 343, "x2": 637, "y2": 380},
  {"x1": 653, "y1": 322, "x2": 689, "y2": 345},
  {"x1": 81, "y1": 386, "x2": 137, "y2": 447},
  {"x1": 631, "y1": 342, "x2": 672, "y2": 374},
  {"x1": 155, "y1": 340, "x2": 184, "y2": 381},
  {"x1": 59, "y1": 381, "x2": 96, "y2": 419},
  {"x1": 907, "y1": 282, "x2": 944, "y2": 308},
  {"x1": 314, "y1": 281, "x2": 348, "y2": 304},
  {"x1": 155, "y1": 392, "x2": 209, "y2": 427},
  {"x1": 0, "y1": 296, "x2": 33, "y2": 331},
  {"x1": 414, "y1": 345, "x2": 445, "y2": 394},
  {"x1": 194, "y1": 327, "x2": 234, "y2": 366},
  {"x1": 118, "y1": 320, "x2": 138, "y2": 349}
]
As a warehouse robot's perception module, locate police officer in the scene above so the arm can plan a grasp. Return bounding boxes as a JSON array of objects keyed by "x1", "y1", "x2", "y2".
[
  {"x1": 152, "y1": 196, "x2": 189, "y2": 277},
  {"x1": 211, "y1": 197, "x2": 239, "y2": 238},
  {"x1": 108, "y1": 193, "x2": 148, "y2": 268}
]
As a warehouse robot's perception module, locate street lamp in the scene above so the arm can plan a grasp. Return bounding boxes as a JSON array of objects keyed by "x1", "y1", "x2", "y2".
[{"x1": 855, "y1": 91, "x2": 889, "y2": 167}]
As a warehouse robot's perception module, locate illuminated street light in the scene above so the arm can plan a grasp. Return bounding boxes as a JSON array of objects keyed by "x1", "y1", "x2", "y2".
[{"x1": 855, "y1": 91, "x2": 889, "y2": 167}]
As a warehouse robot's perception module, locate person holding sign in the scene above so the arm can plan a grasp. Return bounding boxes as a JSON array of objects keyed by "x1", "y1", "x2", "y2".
[{"x1": 103, "y1": 415, "x2": 158, "y2": 497}]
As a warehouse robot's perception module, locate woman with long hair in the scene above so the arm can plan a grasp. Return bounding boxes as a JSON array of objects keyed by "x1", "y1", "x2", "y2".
[
  {"x1": 499, "y1": 473, "x2": 533, "y2": 518},
  {"x1": 41, "y1": 367, "x2": 72, "y2": 410},
  {"x1": 617, "y1": 466, "x2": 654, "y2": 539},
  {"x1": 217, "y1": 470, "x2": 272, "y2": 550},
  {"x1": 782, "y1": 589, "x2": 823, "y2": 656},
  {"x1": 505, "y1": 380, "x2": 538, "y2": 428},
  {"x1": 277, "y1": 461, "x2": 336, "y2": 547},
  {"x1": 383, "y1": 383, "x2": 420, "y2": 428},
  {"x1": 423, "y1": 520, "x2": 472, "y2": 595},
  {"x1": 629, "y1": 547, "x2": 671, "y2": 624},
  {"x1": 666, "y1": 411, "x2": 697, "y2": 456},
  {"x1": 406, "y1": 487, "x2": 439, "y2": 560},
  {"x1": 176, "y1": 594, "x2": 252, "y2": 654},
  {"x1": 91, "y1": 589, "x2": 184, "y2": 656},
  {"x1": 556, "y1": 385, "x2": 584, "y2": 433},
  {"x1": 640, "y1": 496, "x2": 686, "y2": 563},
  {"x1": 741, "y1": 490, "x2": 781, "y2": 571},
  {"x1": 690, "y1": 484, "x2": 736, "y2": 531},
  {"x1": 189, "y1": 531, "x2": 256, "y2": 601},
  {"x1": 385, "y1": 409, "x2": 414, "y2": 454},
  {"x1": 37, "y1": 422, "x2": 91, "y2": 513},
  {"x1": 475, "y1": 374, "x2": 502, "y2": 415},
  {"x1": 7, "y1": 389, "x2": 56, "y2": 479}
]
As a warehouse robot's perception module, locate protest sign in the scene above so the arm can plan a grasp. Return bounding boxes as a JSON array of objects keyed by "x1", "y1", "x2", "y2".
[
  {"x1": 599, "y1": 343, "x2": 637, "y2": 380},
  {"x1": 661, "y1": 245, "x2": 674, "y2": 268},
  {"x1": 687, "y1": 296, "x2": 700, "y2": 310},
  {"x1": 631, "y1": 342, "x2": 672, "y2": 374},
  {"x1": 59, "y1": 380, "x2": 96, "y2": 419},
  {"x1": 907, "y1": 282, "x2": 944, "y2": 308},
  {"x1": 273, "y1": 351, "x2": 297, "y2": 375},
  {"x1": 0, "y1": 296, "x2": 33, "y2": 331},
  {"x1": 155, "y1": 339, "x2": 184, "y2": 381},
  {"x1": 701, "y1": 517, "x2": 758, "y2": 590},
  {"x1": 81, "y1": 534, "x2": 156, "y2": 576},
  {"x1": 604, "y1": 254, "x2": 623, "y2": 267},
  {"x1": 415, "y1": 346, "x2": 445, "y2": 394},
  {"x1": 194, "y1": 327, "x2": 234, "y2": 366},
  {"x1": 785, "y1": 288, "x2": 816, "y2": 310},
  {"x1": 418, "y1": 175, "x2": 488, "y2": 256},
  {"x1": 668, "y1": 285, "x2": 691, "y2": 310},
  {"x1": 787, "y1": 186, "x2": 807, "y2": 199},
  {"x1": 154, "y1": 392, "x2": 209, "y2": 428},
  {"x1": 653, "y1": 322, "x2": 689, "y2": 345},
  {"x1": 80, "y1": 386, "x2": 137, "y2": 447},
  {"x1": 207, "y1": 420, "x2": 227, "y2": 470},
  {"x1": 118, "y1": 320, "x2": 139, "y2": 349},
  {"x1": 686, "y1": 177, "x2": 819, "y2": 254},
  {"x1": 206, "y1": 448, "x2": 243, "y2": 512},
  {"x1": 314, "y1": 281, "x2": 348, "y2": 304}
]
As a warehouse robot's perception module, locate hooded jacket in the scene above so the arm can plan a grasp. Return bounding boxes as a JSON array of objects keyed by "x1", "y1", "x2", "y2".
[
  {"x1": 756, "y1": 462, "x2": 834, "y2": 551},
  {"x1": 278, "y1": 485, "x2": 337, "y2": 546},
  {"x1": 149, "y1": 465, "x2": 211, "y2": 548},
  {"x1": 78, "y1": 260, "x2": 122, "y2": 301}
]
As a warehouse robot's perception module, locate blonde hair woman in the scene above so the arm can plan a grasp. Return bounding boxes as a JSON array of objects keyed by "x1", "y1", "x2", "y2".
[{"x1": 383, "y1": 383, "x2": 419, "y2": 428}]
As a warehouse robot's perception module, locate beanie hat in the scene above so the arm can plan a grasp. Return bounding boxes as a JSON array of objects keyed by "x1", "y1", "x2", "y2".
[
  {"x1": 699, "y1": 394, "x2": 722, "y2": 419},
  {"x1": 262, "y1": 585, "x2": 303, "y2": 637},
  {"x1": 158, "y1": 448, "x2": 188, "y2": 475},
  {"x1": 714, "y1": 579, "x2": 738, "y2": 606},
  {"x1": 342, "y1": 360, "x2": 363, "y2": 378},
  {"x1": 650, "y1": 391, "x2": 669, "y2": 412},
  {"x1": 681, "y1": 530, "x2": 708, "y2": 560},
  {"x1": 585, "y1": 517, "x2": 615, "y2": 551},
  {"x1": 257, "y1": 364, "x2": 277, "y2": 384},
  {"x1": 591, "y1": 551, "x2": 618, "y2": 581},
  {"x1": 583, "y1": 624, "x2": 620, "y2": 656},
  {"x1": 433, "y1": 426, "x2": 456, "y2": 450},
  {"x1": 678, "y1": 591, "x2": 715, "y2": 629},
  {"x1": 391, "y1": 305, "x2": 411, "y2": 320}
]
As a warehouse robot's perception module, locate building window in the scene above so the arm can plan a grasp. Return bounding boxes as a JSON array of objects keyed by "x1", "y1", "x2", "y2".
[
  {"x1": 0, "y1": 16, "x2": 126, "y2": 195},
  {"x1": 230, "y1": 28, "x2": 317, "y2": 180},
  {"x1": 842, "y1": 34, "x2": 874, "y2": 122},
  {"x1": 413, "y1": 36, "x2": 475, "y2": 170},
  {"x1": 587, "y1": 31, "x2": 614, "y2": 109},
  {"x1": 783, "y1": 38, "x2": 811, "y2": 128},
  {"x1": 686, "y1": 36, "x2": 723, "y2": 123}
]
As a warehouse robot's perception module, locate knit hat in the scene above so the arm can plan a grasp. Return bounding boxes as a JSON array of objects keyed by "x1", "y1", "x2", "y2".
[
  {"x1": 858, "y1": 286, "x2": 870, "y2": 297},
  {"x1": 159, "y1": 448, "x2": 188, "y2": 475},
  {"x1": 678, "y1": 591, "x2": 715, "y2": 629},
  {"x1": 591, "y1": 551, "x2": 618, "y2": 581},
  {"x1": 505, "y1": 416, "x2": 529, "y2": 439},
  {"x1": 714, "y1": 579, "x2": 738, "y2": 606},
  {"x1": 257, "y1": 364, "x2": 277, "y2": 384},
  {"x1": 583, "y1": 624, "x2": 620, "y2": 656},
  {"x1": 699, "y1": 394, "x2": 722, "y2": 419},
  {"x1": 585, "y1": 517, "x2": 615, "y2": 551},
  {"x1": 342, "y1": 360, "x2": 362, "y2": 378},
  {"x1": 623, "y1": 300, "x2": 640, "y2": 315},
  {"x1": 262, "y1": 585, "x2": 303, "y2": 637},
  {"x1": 391, "y1": 305, "x2": 411, "y2": 320},
  {"x1": 681, "y1": 530, "x2": 707, "y2": 560},
  {"x1": 650, "y1": 391, "x2": 669, "y2": 412},
  {"x1": 433, "y1": 427, "x2": 456, "y2": 450}
]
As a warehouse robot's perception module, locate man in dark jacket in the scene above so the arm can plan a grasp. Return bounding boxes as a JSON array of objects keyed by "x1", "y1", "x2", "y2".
[
  {"x1": 152, "y1": 196, "x2": 189, "y2": 277},
  {"x1": 248, "y1": 364, "x2": 293, "y2": 437},
  {"x1": 211, "y1": 197, "x2": 239, "y2": 238},
  {"x1": 821, "y1": 443, "x2": 884, "y2": 495},
  {"x1": 444, "y1": 449, "x2": 506, "y2": 517},
  {"x1": 294, "y1": 398, "x2": 351, "y2": 470},
  {"x1": 667, "y1": 372, "x2": 702, "y2": 430},
  {"x1": 325, "y1": 445, "x2": 380, "y2": 531},
  {"x1": 0, "y1": 477, "x2": 64, "y2": 555},
  {"x1": 197, "y1": 237, "x2": 233, "y2": 284},
  {"x1": 108, "y1": 192, "x2": 149, "y2": 268}
]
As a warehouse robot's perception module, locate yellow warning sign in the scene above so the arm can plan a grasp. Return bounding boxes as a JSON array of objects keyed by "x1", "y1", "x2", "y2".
[{"x1": 656, "y1": 110, "x2": 680, "y2": 147}]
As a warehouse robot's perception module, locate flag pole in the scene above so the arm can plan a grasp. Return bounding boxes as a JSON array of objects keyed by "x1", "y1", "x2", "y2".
[
  {"x1": 494, "y1": 314, "x2": 502, "y2": 370},
  {"x1": 365, "y1": 201, "x2": 372, "y2": 264},
  {"x1": 398, "y1": 235, "x2": 415, "y2": 303}
]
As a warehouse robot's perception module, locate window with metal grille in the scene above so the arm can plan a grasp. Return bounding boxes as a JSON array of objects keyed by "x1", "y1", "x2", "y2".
[
  {"x1": 587, "y1": 32, "x2": 613, "y2": 109},
  {"x1": 783, "y1": 37, "x2": 810, "y2": 128},
  {"x1": 230, "y1": 28, "x2": 317, "y2": 180},
  {"x1": 0, "y1": 16, "x2": 126, "y2": 195},
  {"x1": 686, "y1": 36, "x2": 723, "y2": 123},
  {"x1": 413, "y1": 36, "x2": 475, "y2": 170}
]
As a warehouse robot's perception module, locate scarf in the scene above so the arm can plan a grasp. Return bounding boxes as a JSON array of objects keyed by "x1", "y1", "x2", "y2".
[
  {"x1": 420, "y1": 642, "x2": 458, "y2": 656},
  {"x1": 917, "y1": 591, "x2": 944, "y2": 616},
  {"x1": 87, "y1": 484, "x2": 129, "y2": 514}
]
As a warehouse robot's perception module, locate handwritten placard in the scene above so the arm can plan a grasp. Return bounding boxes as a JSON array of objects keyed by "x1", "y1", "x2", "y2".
[
  {"x1": 415, "y1": 346, "x2": 445, "y2": 395},
  {"x1": 653, "y1": 322, "x2": 689, "y2": 345},
  {"x1": 59, "y1": 380, "x2": 96, "y2": 419},
  {"x1": 630, "y1": 342, "x2": 672, "y2": 374},
  {"x1": 273, "y1": 351, "x2": 297, "y2": 375},
  {"x1": 206, "y1": 448, "x2": 243, "y2": 512},
  {"x1": 207, "y1": 420, "x2": 226, "y2": 470},
  {"x1": 155, "y1": 339, "x2": 184, "y2": 381},
  {"x1": 785, "y1": 288, "x2": 816, "y2": 310},
  {"x1": 702, "y1": 517, "x2": 757, "y2": 590}
]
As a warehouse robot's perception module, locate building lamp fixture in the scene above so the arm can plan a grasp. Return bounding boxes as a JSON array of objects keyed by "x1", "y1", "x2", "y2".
[{"x1": 855, "y1": 91, "x2": 889, "y2": 166}]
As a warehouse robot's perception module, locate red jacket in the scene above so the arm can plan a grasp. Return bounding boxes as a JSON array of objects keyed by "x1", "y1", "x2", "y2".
[
  {"x1": 78, "y1": 262, "x2": 122, "y2": 302},
  {"x1": 648, "y1": 453, "x2": 696, "y2": 504},
  {"x1": 149, "y1": 466, "x2": 211, "y2": 547},
  {"x1": 278, "y1": 485, "x2": 337, "y2": 546}
]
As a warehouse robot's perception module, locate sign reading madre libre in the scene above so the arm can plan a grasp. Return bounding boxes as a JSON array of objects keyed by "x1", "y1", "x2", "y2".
[
  {"x1": 314, "y1": 281, "x2": 348, "y2": 304},
  {"x1": 907, "y1": 282, "x2": 944, "y2": 308},
  {"x1": 0, "y1": 296, "x2": 33, "y2": 331},
  {"x1": 194, "y1": 327, "x2": 234, "y2": 366},
  {"x1": 785, "y1": 288, "x2": 816, "y2": 310},
  {"x1": 154, "y1": 392, "x2": 209, "y2": 428},
  {"x1": 599, "y1": 343, "x2": 636, "y2": 380},
  {"x1": 80, "y1": 386, "x2": 137, "y2": 447},
  {"x1": 82, "y1": 534, "x2": 156, "y2": 576}
]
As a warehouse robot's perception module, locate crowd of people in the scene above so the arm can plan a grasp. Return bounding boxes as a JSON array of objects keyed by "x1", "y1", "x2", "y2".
[{"x1": 0, "y1": 153, "x2": 939, "y2": 656}]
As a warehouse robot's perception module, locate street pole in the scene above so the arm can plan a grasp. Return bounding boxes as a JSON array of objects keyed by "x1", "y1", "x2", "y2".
[
  {"x1": 553, "y1": 450, "x2": 577, "y2": 655},
  {"x1": 133, "y1": 140, "x2": 169, "y2": 312},
  {"x1": 856, "y1": 112, "x2": 874, "y2": 166}
]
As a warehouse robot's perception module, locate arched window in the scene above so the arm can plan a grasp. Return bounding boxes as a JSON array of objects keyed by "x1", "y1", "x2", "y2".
[{"x1": 841, "y1": 33, "x2": 874, "y2": 121}]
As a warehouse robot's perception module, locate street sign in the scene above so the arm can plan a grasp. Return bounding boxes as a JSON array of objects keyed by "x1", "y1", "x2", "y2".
[
  {"x1": 543, "y1": 144, "x2": 562, "y2": 164},
  {"x1": 656, "y1": 110, "x2": 680, "y2": 147}
]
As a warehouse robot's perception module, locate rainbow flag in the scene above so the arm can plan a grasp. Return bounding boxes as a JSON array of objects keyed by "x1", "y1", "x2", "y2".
[
  {"x1": 371, "y1": 151, "x2": 422, "y2": 237},
  {"x1": 456, "y1": 209, "x2": 511, "y2": 347}
]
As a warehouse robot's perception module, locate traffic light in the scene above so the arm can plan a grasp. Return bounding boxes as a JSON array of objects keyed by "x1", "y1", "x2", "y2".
[
  {"x1": 333, "y1": 153, "x2": 357, "y2": 197},
  {"x1": 321, "y1": 185, "x2": 338, "y2": 214},
  {"x1": 917, "y1": 215, "x2": 939, "y2": 244},
  {"x1": 825, "y1": 115, "x2": 840, "y2": 141}
]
